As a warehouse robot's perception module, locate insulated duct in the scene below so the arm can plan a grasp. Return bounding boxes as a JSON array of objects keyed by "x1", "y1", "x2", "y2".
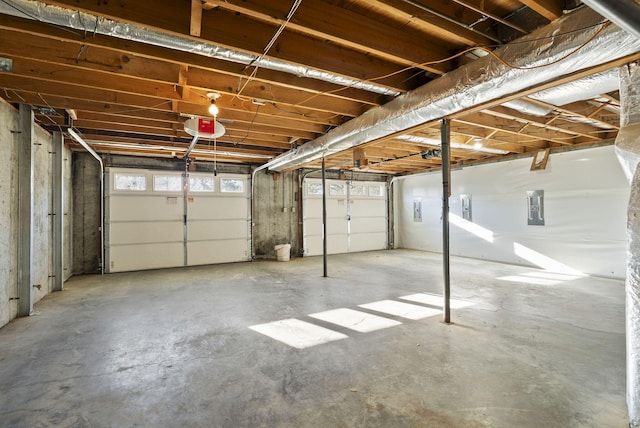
[
  {"x1": 616, "y1": 62, "x2": 640, "y2": 428},
  {"x1": 265, "y1": 6, "x2": 640, "y2": 171},
  {"x1": 528, "y1": 69, "x2": 620, "y2": 106},
  {"x1": 0, "y1": 0, "x2": 400, "y2": 97},
  {"x1": 396, "y1": 135, "x2": 509, "y2": 155},
  {"x1": 501, "y1": 99, "x2": 553, "y2": 117},
  {"x1": 500, "y1": 70, "x2": 619, "y2": 126}
]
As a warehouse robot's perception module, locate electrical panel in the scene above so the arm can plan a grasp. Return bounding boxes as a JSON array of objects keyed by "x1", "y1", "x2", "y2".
[
  {"x1": 460, "y1": 194, "x2": 472, "y2": 221},
  {"x1": 413, "y1": 198, "x2": 422, "y2": 222},
  {"x1": 527, "y1": 190, "x2": 544, "y2": 226}
]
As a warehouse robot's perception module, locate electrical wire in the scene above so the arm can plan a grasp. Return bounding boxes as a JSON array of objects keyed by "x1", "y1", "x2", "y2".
[
  {"x1": 236, "y1": 104, "x2": 261, "y2": 144},
  {"x1": 236, "y1": 0, "x2": 303, "y2": 99},
  {"x1": 1, "y1": 0, "x2": 615, "y2": 155},
  {"x1": 291, "y1": 20, "x2": 612, "y2": 108}
]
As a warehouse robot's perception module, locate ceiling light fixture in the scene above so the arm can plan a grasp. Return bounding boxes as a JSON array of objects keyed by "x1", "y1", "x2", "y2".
[{"x1": 207, "y1": 92, "x2": 221, "y2": 116}]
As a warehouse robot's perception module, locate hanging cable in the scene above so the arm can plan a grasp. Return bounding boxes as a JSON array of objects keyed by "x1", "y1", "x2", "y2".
[
  {"x1": 292, "y1": 20, "x2": 611, "y2": 108},
  {"x1": 236, "y1": 0, "x2": 303, "y2": 98}
]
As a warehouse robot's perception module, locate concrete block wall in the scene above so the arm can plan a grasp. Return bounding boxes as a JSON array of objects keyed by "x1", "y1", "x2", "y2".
[
  {"x1": 72, "y1": 152, "x2": 101, "y2": 274},
  {"x1": 0, "y1": 101, "x2": 19, "y2": 326},
  {"x1": 253, "y1": 170, "x2": 300, "y2": 259},
  {"x1": 0, "y1": 100, "x2": 73, "y2": 328}
]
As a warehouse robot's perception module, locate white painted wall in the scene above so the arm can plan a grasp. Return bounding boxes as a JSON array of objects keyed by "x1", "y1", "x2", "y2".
[
  {"x1": 395, "y1": 145, "x2": 628, "y2": 279},
  {"x1": 0, "y1": 100, "x2": 73, "y2": 328}
]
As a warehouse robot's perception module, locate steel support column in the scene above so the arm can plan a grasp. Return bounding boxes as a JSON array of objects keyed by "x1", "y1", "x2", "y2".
[
  {"x1": 52, "y1": 131, "x2": 64, "y2": 291},
  {"x1": 17, "y1": 104, "x2": 33, "y2": 316},
  {"x1": 322, "y1": 157, "x2": 328, "y2": 277},
  {"x1": 441, "y1": 119, "x2": 451, "y2": 324}
]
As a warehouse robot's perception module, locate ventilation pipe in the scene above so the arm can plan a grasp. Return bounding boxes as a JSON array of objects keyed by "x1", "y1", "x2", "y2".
[
  {"x1": 503, "y1": 69, "x2": 619, "y2": 117},
  {"x1": 616, "y1": 62, "x2": 640, "y2": 428},
  {"x1": 264, "y1": 6, "x2": 640, "y2": 171},
  {"x1": 584, "y1": 3, "x2": 640, "y2": 423},
  {"x1": 0, "y1": 0, "x2": 399, "y2": 97},
  {"x1": 528, "y1": 69, "x2": 620, "y2": 106}
]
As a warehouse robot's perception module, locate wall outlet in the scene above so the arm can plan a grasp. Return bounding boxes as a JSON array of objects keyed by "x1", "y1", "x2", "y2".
[{"x1": 283, "y1": 207, "x2": 288, "y2": 212}]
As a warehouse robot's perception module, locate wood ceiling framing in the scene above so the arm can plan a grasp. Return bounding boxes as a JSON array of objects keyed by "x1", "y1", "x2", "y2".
[{"x1": 0, "y1": 0, "x2": 627, "y2": 174}]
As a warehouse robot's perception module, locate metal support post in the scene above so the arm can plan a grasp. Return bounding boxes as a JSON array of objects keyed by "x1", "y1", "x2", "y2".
[
  {"x1": 441, "y1": 118, "x2": 451, "y2": 324},
  {"x1": 183, "y1": 158, "x2": 190, "y2": 266},
  {"x1": 322, "y1": 157, "x2": 328, "y2": 277}
]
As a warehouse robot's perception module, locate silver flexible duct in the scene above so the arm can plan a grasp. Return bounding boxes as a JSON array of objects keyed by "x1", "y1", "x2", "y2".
[
  {"x1": 265, "y1": 6, "x2": 640, "y2": 171},
  {"x1": 616, "y1": 62, "x2": 640, "y2": 428},
  {"x1": 0, "y1": 0, "x2": 400, "y2": 97},
  {"x1": 501, "y1": 70, "x2": 619, "y2": 129},
  {"x1": 502, "y1": 99, "x2": 553, "y2": 117},
  {"x1": 529, "y1": 69, "x2": 620, "y2": 106}
]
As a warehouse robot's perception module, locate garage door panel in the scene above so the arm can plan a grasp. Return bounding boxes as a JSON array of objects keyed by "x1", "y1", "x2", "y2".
[
  {"x1": 188, "y1": 197, "x2": 247, "y2": 220},
  {"x1": 303, "y1": 178, "x2": 387, "y2": 257},
  {"x1": 305, "y1": 218, "x2": 322, "y2": 231},
  {"x1": 305, "y1": 198, "x2": 323, "y2": 213},
  {"x1": 110, "y1": 195, "x2": 182, "y2": 222},
  {"x1": 350, "y1": 199, "x2": 385, "y2": 215},
  {"x1": 111, "y1": 221, "x2": 183, "y2": 245},
  {"x1": 305, "y1": 218, "x2": 348, "y2": 235},
  {"x1": 351, "y1": 217, "x2": 387, "y2": 234},
  {"x1": 304, "y1": 235, "x2": 348, "y2": 256},
  {"x1": 110, "y1": 242, "x2": 183, "y2": 272},
  {"x1": 327, "y1": 221, "x2": 347, "y2": 235},
  {"x1": 188, "y1": 240, "x2": 248, "y2": 265},
  {"x1": 108, "y1": 168, "x2": 249, "y2": 272},
  {"x1": 187, "y1": 219, "x2": 247, "y2": 240},
  {"x1": 350, "y1": 232, "x2": 387, "y2": 252}
]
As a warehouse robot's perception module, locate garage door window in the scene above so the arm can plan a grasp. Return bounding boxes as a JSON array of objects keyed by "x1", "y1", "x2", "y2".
[
  {"x1": 153, "y1": 175, "x2": 182, "y2": 192},
  {"x1": 307, "y1": 183, "x2": 323, "y2": 196},
  {"x1": 330, "y1": 183, "x2": 346, "y2": 196},
  {"x1": 369, "y1": 184, "x2": 384, "y2": 197},
  {"x1": 350, "y1": 183, "x2": 366, "y2": 196},
  {"x1": 114, "y1": 173, "x2": 146, "y2": 191},
  {"x1": 220, "y1": 178, "x2": 245, "y2": 193},
  {"x1": 189, "y1": 176, "x2": 215, "y2": 192}
]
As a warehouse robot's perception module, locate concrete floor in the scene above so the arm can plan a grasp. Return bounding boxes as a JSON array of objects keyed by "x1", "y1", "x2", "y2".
[{"x1": 0, "y1": 250, "x2": 627, "y2": 427}]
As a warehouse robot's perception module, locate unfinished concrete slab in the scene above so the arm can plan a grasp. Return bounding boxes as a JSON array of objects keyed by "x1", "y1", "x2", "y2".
[{"x1": 0, "y1": 250, "x2": 626, "y2": 427}]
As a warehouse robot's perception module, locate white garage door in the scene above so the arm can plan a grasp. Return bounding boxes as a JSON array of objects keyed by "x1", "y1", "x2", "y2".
[
  {"x1": 303, "y1": 179, "x2": 387, "y2": 256},
  {"x1": 107, "y1": 168, "x2": 249, "y2": 272}
]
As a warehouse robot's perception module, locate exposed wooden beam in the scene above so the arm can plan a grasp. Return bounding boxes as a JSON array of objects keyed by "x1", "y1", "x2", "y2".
[
  {"x1": 371, "y1": 0, "x2": 498, "y2": 46},
  {"x1": 203, "y1": 0, "x2": 452, "y2": 74},
  {"x1": 190, "y1": 0, "x2": 203, "y2": 37},
  {"x1": 0, "y1": 17, "x2": 388, "y2": 105},
  {"x1": 39, "y1": 0, "x2": 423, "y2": 92},
  {"x1": 518, "y1": 0, "x2": 563, "y2": 21}
]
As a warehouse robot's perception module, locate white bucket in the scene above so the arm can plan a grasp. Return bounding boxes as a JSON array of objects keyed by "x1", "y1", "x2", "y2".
[{"x1": 274, "y1": 244, "x2": 291, "y2": 262}]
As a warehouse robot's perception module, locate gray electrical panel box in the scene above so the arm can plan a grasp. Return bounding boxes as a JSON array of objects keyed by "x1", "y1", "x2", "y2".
[
  {"x1": 527, "y1": 190, "x2": 544, "y2": 226},
  {"x1": 413, "y1": 198, "x2": 422, "y2": 222},
  {"x1": 460, "y1": 194, "x2": 472, "y2": 221}
]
